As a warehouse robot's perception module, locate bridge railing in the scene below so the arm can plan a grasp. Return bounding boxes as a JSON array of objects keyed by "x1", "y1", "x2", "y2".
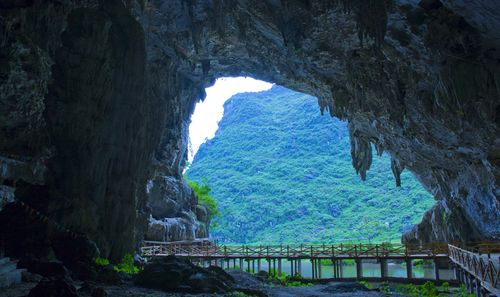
[
  {"x1": 463, "y1": 242, "x2": 500, "y2": 257},
  {"x1": 141, "y1": 242, "x2": 449, "y2": 258},
  {"x1": 448, "y1": 244, "x2": 500, "y2": 292}
]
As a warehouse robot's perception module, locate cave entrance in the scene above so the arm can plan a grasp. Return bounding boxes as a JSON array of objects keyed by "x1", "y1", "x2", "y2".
[{"x1": 181, "y1": 76, "x2": 434, "y2": 246}]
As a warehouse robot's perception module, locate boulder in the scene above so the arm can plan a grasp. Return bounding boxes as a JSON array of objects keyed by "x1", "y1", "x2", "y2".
[
  {"x1": 135, "y1": 256, "x2": 231, "y2": 293},
  {"x1": 27, "y1": 279, "x2": 78, "y2": 297},
  {"x1": 18, "y1": 260, "x2": 70, "y2": 279},
  {"x1": 206, "y1": 265, "x2": 235, "y2": 284}
]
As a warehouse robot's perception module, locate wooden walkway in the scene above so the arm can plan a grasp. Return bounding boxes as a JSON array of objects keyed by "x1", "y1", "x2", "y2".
[
  {"x1": 142, "y1": 240, "x2": 500, "y2": 296},
  {"x1": 448, "y1": 243, "x2": 500, "y2": 297},
  {"x1": 142, "y1": 240, "x2": 449, "y2": 259}
]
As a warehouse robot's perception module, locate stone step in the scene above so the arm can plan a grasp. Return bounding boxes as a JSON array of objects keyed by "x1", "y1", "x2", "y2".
[
  {"x1": 0, "y1": 257, "x2": 10, "y2": 266},
  {"x1": 0, "y1": 268, "x2": 24, "y2": 288},
  {"x1": 0, "y1": 261, "x2": 16, "y2": 274}
]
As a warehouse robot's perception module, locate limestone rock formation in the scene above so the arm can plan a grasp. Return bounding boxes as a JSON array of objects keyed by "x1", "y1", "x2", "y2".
[
  {"x1": 0, "y1": 0, "x2": 498, "y2": 264},
  {"x1": 145, "y1": 175, "x2": 209, "y2": 242}
]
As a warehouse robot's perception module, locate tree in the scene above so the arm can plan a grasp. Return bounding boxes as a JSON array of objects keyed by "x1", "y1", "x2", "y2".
[{"x1": 186, "y1": 178, "x2": 219, "y2": 217}]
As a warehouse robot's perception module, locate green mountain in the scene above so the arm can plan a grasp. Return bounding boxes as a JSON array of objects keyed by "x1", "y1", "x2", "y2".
[{"x1": 187, "y1": 86, "x2": 434, "y2": 244}]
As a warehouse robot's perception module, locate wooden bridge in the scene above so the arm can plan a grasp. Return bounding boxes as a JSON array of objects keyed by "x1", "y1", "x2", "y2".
[
  {"x1": 142, "y1": 240, "x2": 500, "y2": 296},
  {"x1": 448, "y1": 243, "x2": 500, "y2": 297}
]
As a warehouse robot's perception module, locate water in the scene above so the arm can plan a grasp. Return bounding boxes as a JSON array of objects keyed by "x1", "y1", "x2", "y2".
[{"x1": 212, "y1": 259, "x2": 455, "y2": 280}]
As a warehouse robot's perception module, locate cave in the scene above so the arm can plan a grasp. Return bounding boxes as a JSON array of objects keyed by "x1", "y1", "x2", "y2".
[{"x1": 0, "y1": 0, "x2": 498, "y2": 285}]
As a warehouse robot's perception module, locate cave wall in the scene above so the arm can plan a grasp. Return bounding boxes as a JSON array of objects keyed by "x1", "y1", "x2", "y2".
[
  {"x1": 140, "y1": 0, "x2": 499, "y2": 244},
  {"x1": 0, "y1": 0, "x2": 498, "y2": 261}
]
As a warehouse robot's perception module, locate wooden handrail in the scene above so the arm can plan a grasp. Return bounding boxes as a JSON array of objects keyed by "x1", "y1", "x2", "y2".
[
  {"x1": 141, "y1": 242, "x2": 453, "y2": 259},
  {"x1": 448, "y1": 244, "x2": 500, "y2": 295}
]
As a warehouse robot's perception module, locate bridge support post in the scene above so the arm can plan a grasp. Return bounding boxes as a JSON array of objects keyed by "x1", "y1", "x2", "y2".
[
  {"x1": 356, "y1": 259, "x2": 362, "y2": 279},
  {"x1": 433, "y1": 258, "x2": 440, "y2": 281},
  {"x1": 405, "y1": 258, "x2": 412, "y2": 279},
  {"x1": 318, "y1": 259, "x2": 322, "y2": 279},
  {"x1": 278, "y1": 259, "x2": 282, "y2": 275},
  {"x1": 454, "y1": 265, "x2": 460, "y2": 282},
  {"x1": 380, "y1": 259, "x2": 388, "y2": 279},
  {"x1": 475, "y1": 277, "x2": 481, "y2": 297},
  {"x1": 298, "y1": 259, "x2": 302, "y2": 275},
  {"x1": 458, "y1": 267, "x2": 464, "y2": 284},
  {"x1": 257, "y1": 259, "x2": 261, "y2": 272},
  {"x1": 466, "y1": 272, "x2": 473, "y2": 294}
]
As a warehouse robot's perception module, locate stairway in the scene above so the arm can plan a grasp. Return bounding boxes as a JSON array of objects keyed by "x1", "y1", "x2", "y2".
[{"x1": 0, "y1": 257, "x2": 25, "y2": 288}]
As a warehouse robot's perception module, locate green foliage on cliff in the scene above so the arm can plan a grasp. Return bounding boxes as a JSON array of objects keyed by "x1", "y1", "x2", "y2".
[
  {"x1": 94, "y1": 257, "x2": 110, "y2": 266},
  {"x1": 187, "y1": 178, "x2": 219, "y2": 217},
  {"x1": 186, "y1": 86, "x2": 434, "y2": 244},
  {"x1": 113, "y1": 254, "x2": 141, "y2": 275}
]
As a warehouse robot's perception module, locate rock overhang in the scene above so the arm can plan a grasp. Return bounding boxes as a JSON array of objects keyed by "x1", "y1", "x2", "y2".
[{"x1": 0, "y1": 0, "x2": 498, "y2": 262}]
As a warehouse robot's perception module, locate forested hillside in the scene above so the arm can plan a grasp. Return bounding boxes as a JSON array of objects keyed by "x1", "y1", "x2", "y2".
[{"x1": 187, "y1": 86, "x2": 434, "y2": 244}]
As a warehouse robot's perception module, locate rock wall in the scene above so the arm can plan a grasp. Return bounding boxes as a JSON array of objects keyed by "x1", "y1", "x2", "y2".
[
  {"x1": 145, "y1": 176, "x2": 208, "y2": 242},
  {"x1": 0, "y1": 0, "x2": 498, "y2": 263}
]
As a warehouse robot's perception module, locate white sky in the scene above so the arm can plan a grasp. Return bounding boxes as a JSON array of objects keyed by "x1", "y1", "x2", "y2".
[{"x1": 188, "y1": 77, "x2": 273, "y2": 162}]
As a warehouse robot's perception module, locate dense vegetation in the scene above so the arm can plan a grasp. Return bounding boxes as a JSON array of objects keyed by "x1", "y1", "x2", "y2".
[
  {"x1": 186, "y1": 178, "x2": 220, "y2": 218},
  {"x1": 187, "y1": 86, "x2": 434, "y2": 244}
]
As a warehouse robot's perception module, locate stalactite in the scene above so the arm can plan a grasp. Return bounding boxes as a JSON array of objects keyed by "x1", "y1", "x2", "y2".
[
  {"x1": 374, "y1": 141, "x2": 384, "y2": 157},
  {"x1": 332, "y1": 0, "x2": 391, "y2": 46},
  {"x1": 349, "y1": 124, "x2": 373, "y2": 181},
  {"x1": 390, "y1": 157, "x2": 404, "y2": 187}
]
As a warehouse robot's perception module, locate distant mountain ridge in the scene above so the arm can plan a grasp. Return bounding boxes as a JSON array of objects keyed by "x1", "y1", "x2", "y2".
[{"x1": 187, "y1": 86, "x2": 434, "y2": 244}]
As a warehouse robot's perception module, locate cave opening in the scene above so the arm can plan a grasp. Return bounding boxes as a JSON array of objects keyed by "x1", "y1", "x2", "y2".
[
  {"x1": 176, "y1": 76, "x2": 435, "y2": 246},
  {"x1": 0, "y1": 0, "x2": 499, "y2": 294}
]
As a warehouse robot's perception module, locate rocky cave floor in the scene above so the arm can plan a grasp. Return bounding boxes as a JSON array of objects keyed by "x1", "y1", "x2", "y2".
[
  {"x1": 0, "y1": 256, "x2": 461, "y2": 297},
  {"x1": 0, "y1": 275, "x2": 398, "y2": 297}
]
